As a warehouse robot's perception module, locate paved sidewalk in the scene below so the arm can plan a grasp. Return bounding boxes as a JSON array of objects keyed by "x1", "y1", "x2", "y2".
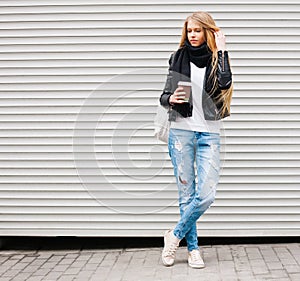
[{"x1": 0, "y1": 243, "x2": 300, "y2": 281}]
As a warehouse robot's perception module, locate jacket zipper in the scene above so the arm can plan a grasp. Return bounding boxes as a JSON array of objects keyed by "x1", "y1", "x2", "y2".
[{"x1": 222, "y1": 51, "x2": 225, "y2": 72}]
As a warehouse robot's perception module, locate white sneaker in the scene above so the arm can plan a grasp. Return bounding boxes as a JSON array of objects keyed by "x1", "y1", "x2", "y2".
[
  {"x1": 188, "y1": 249, "x2": 205, "y2": 268},
  {"x1": 161, "y1": 229, "x2": 180, "y2": 266}
]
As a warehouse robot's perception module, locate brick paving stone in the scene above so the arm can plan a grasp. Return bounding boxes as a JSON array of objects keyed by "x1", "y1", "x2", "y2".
[
  {"x1": 40, "y1": 261, "x2": 59, "y2": 269},
  {"x1": 0, "y1": 278, "x2": 12, "y2": 281},
  {"x1": 231, "y1": 245, "x2": 247, "y2": 258},
  {"x1": 203, "y1": 246, "x2": 217, "y2": 255},
  {"x1": 75, "y1": 254, "x2": 92, "y2": 261},
  {"x1": 42, "y1": 271, "x2": 63, "y2": 280},
  {"x1": 170, "y1": 274, "x2": 193, "y2": 281},
  {"x1": 216, "y1": 246, "x2": 233, "y2": 261},
  {"x1": 35, "y1": 252, "x2": 53, "y2": 259},
  {"x1": 65, "y1": 254, "x2": 79, "y2": 259},
  {"x1": 172, "y1": 263, "x2": 189, "y2": 275},
  {"x1": 57, "y1": 275, "x2": 76, "y2": 281},
  {"x1": 11, "y1": 261, "x2": 30, "y2": 270},
  {"x1": 233, "y1": 256, "x2": 252, "y2": 271},
  {"x1": 22, "y1": 256, "x2": 38, "y2": 263},
  {"x1": 236, "y1": 270, "x2": 256, "y2": 281},
  {"x1": 191, "y1": 272, "x2": 222, "y2": 281},
  {"x1": 1, "y1": 258, "x2": 19, "y2": 267},
  {"x1": 219, "y1": 260, "x2": 237, "y2": 278},
  {"x1": 2, "y1": 268, "x2": 22, "y2": 278},
  {"x1": 26, "y1": 276, "x2": 44, "y2": 281},
  {"x1": 128, "y1": 249, "x2": 147, "y2": 259},
  {"x1": 143, "y1": 249, "x2": 160, "y2": 267},
  {"x1": 103, "y1": 271, "x2": 123, "y2": 281},
  {"x1": 30, "y1": 259, "x2": 48, "y2": 268},
  {"x1": 141, "y1": 266, "x2": 156, "y2": 276},
  {"x1": 63, "y1": 267, "x2": 82, "y2": 275},
  {"x1": 68, "y1": 260, "x2": 87, "y2": 268},
  {"x1": 175, "y1": 248, "x2": 188, "y2": 263},
  {"x1": 286, "y1": 244, "x2": 300, "y2": 255},
  {"x1": 0, "y1": 256, "x2": 10, "y2": 263},
  {"x1": 187, "y1": 266, "x2": 209, "y2": 277},
  {"x1": 270, "y1": 269, "x2": 290, "y2": 278},
  {"x1": 57, "y1": 258, "x2": 75, "y2": 266},
  {"x1": 73, "y1": 270, "x2": 94, "y2": 280},
  {"x1": 250, "y1": 265, "x2": 270, "y2": 275},
  {"x1": 154, "y1": 266, "x2": 172, "y2": 280},
  {"x1": 127, "y1": 257, "x2": 143, "y2": 268},
  {"x1": 9, "y1": 272, "x2": 32, "y2": 281},
  {"x1": 0, "y1": 268, "x2": 9, "y2": 276},
  {"x1": 260, "y1": 247, "x2": 280, "y2": 262},
  {"x1": 31, "y1": 268, "x2": 52, "y2": 276},
  {"x1": 281, "y1": 258, "x2": 298, "y2": 266},
  {"x1": 73, "y1": 277, "x2": 92, "y2": 281},
  {"x1": 104, "y1": 251, "x2": 121, "y2": 259},
  {"x1": 262, "y1": 279, "x2": 291, "y2": 281},
  {"x1": 202, "y1": 262, "x2": 219, "y2": 273},
  {"x1": 99, "y1": 254, "x2": 119, "y2": 268},
  {"x1": 82, "y1": 262, "x2": 98, "y2": 271},
  {"x1": 246, "y1": 247, "x2": 263, "y2": 260},
  {"x1": 146, "y1": 249, "x2": 161, "y2": 255},
  {"x1": 50, "y1": 264, "x2": 70, "y2": 272},
  {"x1": 118, "y1": 252, "x2": 133, "y2": 260},
  {"x1": 22, "y1": 265, "x2": 41, "y2": 273},
  {"x1": 266, "y1": 261, "x2": 284, "y2": 270},
  {"x1": 87, "y1": 252, "x2": 105, "y2": 264},
  {"x1": 263, "y1": 269, "x2": 289, "y2": 279},
  {"x1": 139, "y1": 277, "x2": 162, "y2": 281},
  {"x1": 0, "y1": 262, "x2": 11, "y2": 272},
  {"x1": 221, "y1": 275, "x2": 239, "y2": 281},
  {"x1": 203, "y1": 257, "x2": 218, "y2": 268},
  {"x1": 10, "y1": 254, "x2": 25, "y2": 260},
  {"x1": 274, "y1": 246, "x2": 295, "y2": 260},
  {"x1": 249, "y1": 257, "x2": 269, "y2": 272},
  {"x1": 291, "y1": 254, "x2": 300, "y2": 264},
  {"x1": 144, "y1": 254, "x2": 160, "y2": 267},
  {"x1": 284, "y1": 264, "x2": 300, "y2": 273},
  {"x1": 289, "y1": 273, "x2": 300, "y2": 281},
  {"x1": 48, "y1": 255, "x2": 64, "y2": 263},
  {"x1": 105, "y1": 252, "x2": 132, "y2": 281},
  {"x1": 89, "y1": 266, "x2": 111, "y2": 281}
]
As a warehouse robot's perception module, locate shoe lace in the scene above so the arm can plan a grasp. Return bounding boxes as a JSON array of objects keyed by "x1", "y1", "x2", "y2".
[
  {"x1": 165, "y1": 242, "x2": 179, "y2": 257},
  {"x1": 191, "y1": 250, "x2": 201, "y2": 262}
]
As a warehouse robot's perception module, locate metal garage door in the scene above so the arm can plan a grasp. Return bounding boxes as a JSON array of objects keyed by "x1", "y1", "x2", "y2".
[{"x1": 0, "y1": 0, "x2": 299, "y2": 236}]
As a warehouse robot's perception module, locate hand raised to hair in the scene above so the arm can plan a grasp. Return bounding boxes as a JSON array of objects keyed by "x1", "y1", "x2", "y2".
[{"x1": 214, "y1": 30, "x2": 227, "y2": 51}]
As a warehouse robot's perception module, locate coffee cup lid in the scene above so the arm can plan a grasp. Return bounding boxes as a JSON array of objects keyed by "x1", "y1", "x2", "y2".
[{"x1": 178, "y1": 81, "x2": 192, "y2": 86}]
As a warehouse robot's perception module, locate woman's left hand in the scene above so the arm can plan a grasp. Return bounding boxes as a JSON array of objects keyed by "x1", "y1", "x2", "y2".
[{"x1": 214, "y1": 30, "x2": 226, "y2": 51}]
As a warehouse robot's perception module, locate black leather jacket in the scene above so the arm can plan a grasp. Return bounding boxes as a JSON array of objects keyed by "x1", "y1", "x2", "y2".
[{"x1": 160, "y1": 49, "x2": 232, "y2": 121}]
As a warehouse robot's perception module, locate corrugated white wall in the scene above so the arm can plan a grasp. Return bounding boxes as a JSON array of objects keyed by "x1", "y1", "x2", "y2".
[{"x1": 0, "y1": 0, "x2": 299, "y2": 236}]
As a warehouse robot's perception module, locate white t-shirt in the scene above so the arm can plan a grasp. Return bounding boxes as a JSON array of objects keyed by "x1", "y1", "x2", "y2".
[{"x1": 170, "y1": 62, "x2": 221, "y2": 134}]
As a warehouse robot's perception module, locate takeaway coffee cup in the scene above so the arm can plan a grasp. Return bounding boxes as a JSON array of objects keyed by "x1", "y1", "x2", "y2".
[{"x1": 177, "y1": 81, "x2": 192, "y2": 102}]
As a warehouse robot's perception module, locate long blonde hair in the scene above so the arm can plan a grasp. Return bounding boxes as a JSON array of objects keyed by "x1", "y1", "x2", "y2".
[{"x1": 179, "y1": 11, "x2": 233, "y2": 117}]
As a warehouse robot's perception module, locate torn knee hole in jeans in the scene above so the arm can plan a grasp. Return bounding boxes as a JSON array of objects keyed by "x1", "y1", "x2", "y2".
[{"x1": 175, "y1": 140, "x2": 182, "y2": 152}]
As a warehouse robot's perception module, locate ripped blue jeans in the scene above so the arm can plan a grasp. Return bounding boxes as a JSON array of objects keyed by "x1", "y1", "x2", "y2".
[{"x1": 168, "y1": 128, "x2": 221, "y2": 251}]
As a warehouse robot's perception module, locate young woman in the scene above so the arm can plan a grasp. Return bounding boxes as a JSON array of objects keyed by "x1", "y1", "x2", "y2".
[{"x1": 160, "y1": 11, "x2": 233, "y2": 268}]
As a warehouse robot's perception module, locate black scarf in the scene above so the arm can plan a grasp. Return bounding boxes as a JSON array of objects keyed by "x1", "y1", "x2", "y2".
[
  {"x1": 167, "y1": 40, "x2": 212, "y2": 120},
  {"x1": 171, "y1": 40, "x2": 212, "y2": 82}
]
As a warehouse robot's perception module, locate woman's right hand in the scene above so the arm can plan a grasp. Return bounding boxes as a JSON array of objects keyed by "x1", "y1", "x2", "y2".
[{"x1": 169, "y1": 87, "x2": 186, "y2": 105}]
